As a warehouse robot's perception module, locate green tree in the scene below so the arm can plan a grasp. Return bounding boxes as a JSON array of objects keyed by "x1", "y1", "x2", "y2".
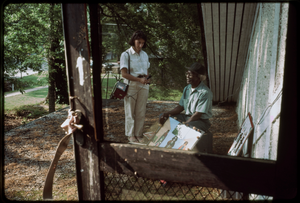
[
  {"x1": 4, "y1": 4, "x2": 46, "y2": 79},
  {"x1": 98, "y1": 3, "x2": 205, "y2": 90},
  {"x1": 4, "y1": 3, "x2": 68, "y2": 112}
]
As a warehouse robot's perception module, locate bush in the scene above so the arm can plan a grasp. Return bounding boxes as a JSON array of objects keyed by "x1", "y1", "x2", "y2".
[
  {"x1": 11, "y1": 105, "x2": 48, "y2": 118},
  {"x1": 148, "y1": 85, "x2": 182, "y2": 101}
]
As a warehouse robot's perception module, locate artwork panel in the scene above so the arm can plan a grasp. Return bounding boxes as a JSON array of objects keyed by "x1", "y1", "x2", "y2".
[
  {"x1": 183, "y1": 129, "x2": 204, "y2": 150},
  {"x1": 173, "y1": 128, "x2": 203, "y2": 150},
  {"x1": 228, "y1": 112, "x2": 254, "y2": 156},
  {"x1": 147, "y1": 118, "x2": 177, "y2": 146},
  {"x1": 158, "y1": 118, "x2": 182, "y2": 148}
]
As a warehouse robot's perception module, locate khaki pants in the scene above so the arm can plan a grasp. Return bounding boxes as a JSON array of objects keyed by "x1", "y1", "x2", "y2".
[{"x1": 124, "y1": 81, "x2": 149, "y2": 137}]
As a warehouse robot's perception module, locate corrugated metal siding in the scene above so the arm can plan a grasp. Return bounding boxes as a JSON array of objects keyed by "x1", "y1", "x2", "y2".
[{"x1": 201, "y1": 3, "x2": 257, "y2": 103}]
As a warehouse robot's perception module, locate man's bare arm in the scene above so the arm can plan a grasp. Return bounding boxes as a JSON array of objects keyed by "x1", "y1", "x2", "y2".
[
  {"x1": 159, "y1": 105, "x2": 184, "y2": 124},
  {"x1": 164, "y1": 105, "x2": 184, "y2": 117},
  {"x1": 186, "y1": 112, "x2": 203, "y2": 123}
]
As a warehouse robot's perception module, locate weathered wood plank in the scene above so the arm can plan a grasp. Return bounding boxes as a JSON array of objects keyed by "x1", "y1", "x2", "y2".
[
  {"x1": 220, "y1": 3, "x2": 227, "y2": 101},
  {"x1": 100, "y1": 143, "x2": 278, "y2": 196},
  {"x1": 228, "y1": 3, "x2": 244, "y2": 102},
  {"x1": 89, "y1": 3, "x2": 105, "y2": 200},
  {"x1": 224, "y1": 3, "x2": 235, "y2": 102},
  {"x1": 62, "y1": 3, "x2": 101, "y2": 200},
  {"x1": 275, "y1": 3, "x2": 297, "y2": 199},
  {"x1": 202, "y1": 3, "x2": 216, "y2": 101},
  {"x1": 89, "y1": 3, "x2": 104, "y2": 143},
  {"x1": 197, "y1": 3, "x2": 209, "y2": 86},
  {"x1": 232, "y1": 3, "x2": 257, "y2": 102},
  {"x1": 212, "y1": 3, "x2": 220, "y2": 102}
]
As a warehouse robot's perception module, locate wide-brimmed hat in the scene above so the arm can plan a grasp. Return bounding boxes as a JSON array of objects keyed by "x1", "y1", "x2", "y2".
[{"x1": 186, "y1": 62, "x2": 206, "y2": 75}]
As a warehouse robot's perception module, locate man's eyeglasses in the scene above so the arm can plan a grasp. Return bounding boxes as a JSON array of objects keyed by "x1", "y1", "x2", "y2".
[{"x1": 185, "y1": 71, "x2": 197, "y2": 78}]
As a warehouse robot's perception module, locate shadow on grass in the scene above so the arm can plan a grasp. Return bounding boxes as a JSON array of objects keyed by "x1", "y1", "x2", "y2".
[{"x1": 26, "y1": 88, "x2": 48, "y2": 98}]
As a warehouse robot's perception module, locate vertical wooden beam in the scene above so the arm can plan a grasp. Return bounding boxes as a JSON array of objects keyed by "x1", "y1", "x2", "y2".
[
  {"x1": 202, "y1": 3, "x2": 216, "y2": 101},
  {"x1": 219, "y1": 3, "x2": 227, "y2": 101},
  {"x1": 212, "y1": 3, "x2": 220, "y2": 102},
  {"x1": 224, "y1": 3, "x2": 235, "y2": 103},
  {"x1": 228, "y1": 3, "x2": 243, "y2": 102},
  {"x1": 61, "y1": 4, "x2": 101, "y2": 200},
  {"x1": 89, "y1": 3, "x2": 103, "y2": 142},
  {"x1": 89, "y1": 3, "x2": 105, "y2": 200}
]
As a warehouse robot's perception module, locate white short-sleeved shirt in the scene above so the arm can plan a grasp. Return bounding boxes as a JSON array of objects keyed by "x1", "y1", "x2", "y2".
[{"x1": 120, "y1": 46, "x2": 150, "y2": 77}]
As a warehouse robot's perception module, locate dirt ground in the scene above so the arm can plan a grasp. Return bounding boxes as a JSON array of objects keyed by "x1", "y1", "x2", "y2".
[{"x1": 4, "y1": 100, "x2": 239, "y2": 201}]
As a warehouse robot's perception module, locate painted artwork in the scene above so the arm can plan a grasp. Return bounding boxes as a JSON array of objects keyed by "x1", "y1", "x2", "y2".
[
  {"x1": 147, "y1": 117, "x2": 174, "y2": 146},
  {"x1": 143, "y1": 131, "x2": 156, "y2": 140},
  {"x1": 148, "y1": 117, "x2": 204, "y2": 151},
  {"x1": 228, "y1": 112, "x2": 254, "y2": 156}
]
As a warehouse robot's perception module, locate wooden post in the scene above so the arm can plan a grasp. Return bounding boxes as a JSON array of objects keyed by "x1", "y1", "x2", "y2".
[
  {"x1": 61, "y1": 4, "x2": 102, "y2": 200},
  {"x1": 89, "y1": 2, "x2": 105, "y2": 199}
]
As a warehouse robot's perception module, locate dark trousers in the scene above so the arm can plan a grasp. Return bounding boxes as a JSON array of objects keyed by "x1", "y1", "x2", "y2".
[{"x1": 159, "y1": 113, "x2": 211, "y2": 132}]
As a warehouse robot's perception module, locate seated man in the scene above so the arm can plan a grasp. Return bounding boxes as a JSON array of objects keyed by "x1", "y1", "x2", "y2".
[{"x1": 159, "y1": 62, "x2": 213, "y2": 132}]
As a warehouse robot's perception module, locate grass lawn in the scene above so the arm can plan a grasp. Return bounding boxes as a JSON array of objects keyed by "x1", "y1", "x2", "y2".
[
  {"x1": 101, "y1": 77, "x2": 119, "y2": 99},
  {"x1": 148, "y1": 85, "x2": 182, "y2": 101},
  {"x1": 4, "y1": 87, "x2": 69, "y2": 121},
  {"x1": 19, "y1": 71, "x2": 48, "y2": 86},
  {"x1": 4, "y1": 71, "x2": 48, "y2": 96},
  {"x1": 100, "y1": 76, "x2": 182, "y2": 101},
  {"x1": 6, "y1": 71, "x2": 182, "y2": 101},
  {"x1": 4, "y1": 72, "x2": 181, "y2": 118},
  {"x1": 5, "y1": 88, "x2": 49, "y2": 111}
]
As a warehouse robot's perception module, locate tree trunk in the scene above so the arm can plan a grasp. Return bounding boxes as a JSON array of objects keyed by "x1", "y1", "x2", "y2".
[
  {"x1": 48, "y1": 72, "x2": 55, "y2": 113},
  {"x1": 48, "y1": 3, "x2": 56, "y2": 113},
  {"x1": 54, "y1": 56, "x2": 69, "y2": 104}
]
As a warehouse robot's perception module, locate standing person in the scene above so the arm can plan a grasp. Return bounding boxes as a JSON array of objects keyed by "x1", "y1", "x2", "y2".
[
  {"x1": 159, "y1": 62, "x2": 213, "y2": 132},
  {"x1": 165, "y1": 136, "x2": 178, "y2": 149},
  {"x1": 178, "y1": 141, "x2": 189, "y2": 150},
  {"x1": 154, "y1": 130, "x2": 169, "y2": 146},
  {"x1": 120, "y1": 30, "x2": 151, "y2": 143}
]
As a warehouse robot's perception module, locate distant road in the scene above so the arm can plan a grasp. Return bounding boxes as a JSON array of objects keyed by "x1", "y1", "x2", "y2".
[{"x1": 4, "y1": 86, "x2": 48, "y2": 98}]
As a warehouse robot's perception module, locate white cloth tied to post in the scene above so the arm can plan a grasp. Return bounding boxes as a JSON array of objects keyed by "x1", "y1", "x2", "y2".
[{"x1": 61, "y1": 109, "x2": 82, "y2": 134}]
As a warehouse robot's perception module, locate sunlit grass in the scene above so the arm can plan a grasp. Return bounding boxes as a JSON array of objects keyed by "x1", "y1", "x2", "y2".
[
  {"x1": 4, "y1": 71, "x2": 48, "y2": 95},
  {"x1": 4, "y1": 88, "x2": 48, "y2": 110},
  {"x1": 100, "y1": 76, "x2": 182, "y2": 101},
  {"x1": 148, "y1": 85, "x2": 182, "y2": 101}
]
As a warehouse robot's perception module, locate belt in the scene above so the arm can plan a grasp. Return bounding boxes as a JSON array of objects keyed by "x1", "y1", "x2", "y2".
[{"x1": 137, "y1": 75, "x2": 147, "y2": 78}]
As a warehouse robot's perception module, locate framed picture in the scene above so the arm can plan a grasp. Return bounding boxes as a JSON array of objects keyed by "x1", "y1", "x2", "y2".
[
  {"x1": 147, "y1": 117, "x2": 205, "y2": 151},
  {"x1": 228, "y1": 112, "x2": 254, "y2": 156}
]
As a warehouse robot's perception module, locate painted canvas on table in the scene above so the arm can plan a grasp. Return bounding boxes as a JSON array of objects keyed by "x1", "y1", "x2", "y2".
[{"x1": 148, "y1": 117, "x2": 204, "y2": 151}]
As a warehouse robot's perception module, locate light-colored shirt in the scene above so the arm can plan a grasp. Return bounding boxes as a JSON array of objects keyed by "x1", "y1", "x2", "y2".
[
  {"x1": 120, "y1": 46, "x2": 150, "y2": 77},
  {"x1": 179, "y1": 81, "x2": 213, "y2": 119}
]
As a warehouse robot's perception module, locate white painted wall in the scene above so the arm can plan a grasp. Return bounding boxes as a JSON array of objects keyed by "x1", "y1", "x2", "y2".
[{"x1": 236, "y1": 3, "x2": 289, "y2": 161}]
